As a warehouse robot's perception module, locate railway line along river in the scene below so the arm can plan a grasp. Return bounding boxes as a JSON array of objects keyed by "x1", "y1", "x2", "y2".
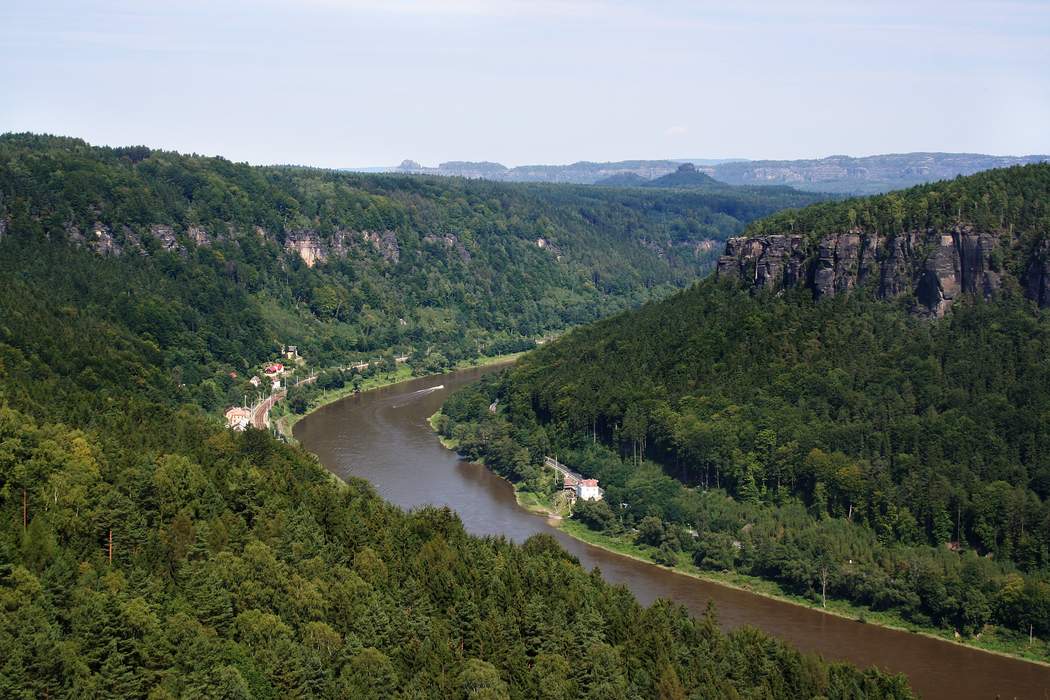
[{"x1": 294, "y1": 364, "x2": 1050, "y2": 700}]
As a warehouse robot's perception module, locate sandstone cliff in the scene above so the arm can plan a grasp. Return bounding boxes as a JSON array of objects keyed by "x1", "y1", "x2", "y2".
[
  {"x1": 282, "y1": 229, "x2": 399, "y2": 267},
  {"x1": 716, "y1": 225, "x2": 1016, "y2": 316},
  {"x1": 1026, "y1": 239, "x2": 1050, "y2": 307},
  {"x1": 51, "y1": 220, "x2": 403, "y2": 269}
]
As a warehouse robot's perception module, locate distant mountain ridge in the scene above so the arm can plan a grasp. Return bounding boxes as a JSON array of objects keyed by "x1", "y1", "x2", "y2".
[
  {"x1": 375, "y1": 153, "x2": 1050, "y2": 194},
  {"x1": 709, "y1": 152, "x2": 1050, "y2": 194},
  {"x1": 597, "y1": 163, "x2": 725, "y2": 190},
  {"x1": 392, "y1": 158, "x2": 686, "y2": 184}
]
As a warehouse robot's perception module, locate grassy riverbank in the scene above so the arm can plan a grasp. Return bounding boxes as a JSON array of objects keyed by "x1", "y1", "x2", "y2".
[
  {"x1": 557, "y1": 495, "x2": 1050, "y2": 665},
  {"x1": 274, "y1": 352, "x2": 525, "y2": 441},
  {"x1": 557, "y1": 516, "x2": 1050, "y2": 663},
  {"x1": 425, "y1": 414, "x2": 1050, "y2": 667},
  {"x1": 429, "y1": 411, "x2": 571, "y2": 520}
]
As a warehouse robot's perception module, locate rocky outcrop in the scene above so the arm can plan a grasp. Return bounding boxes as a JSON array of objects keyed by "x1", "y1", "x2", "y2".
[
  {"x1": 424, "y1": 233, "x2": 471, "y2": 262},
  {"x1": 812, "y1": 231, "x2": 880, "y2": 299},
  {"x1": 148, "y1": 225, "x2": 184, "y2": 254},
  {"x1": 694, "y1": 239, "x2": 718, "y2": 255},
  {"x1": 717, "y1": 225, "x2": 1012, "y2": 315},
  {"x1": 284, "y1": 230, "x2": 328, "y2": 267},
  {"x1": 61, "y1": 222, "x2": 215, "y2": 256},
  {"x1": 187, "y1": 225, "x2": 211, "y2": 247},
  {"x1": 86, "y1": 223, "x2": 122, "y2": 256},
  {"x1": 283, "y1": 229, "x2": 400, "y2": 267},
  {"x1": 1026, "y1": 239, "x2": 1050, "y2": 307},
  {"x1": 913, "y1": 230, "x2": 1002, "y2": 316},
  {"x1": 716, "y1": 234, "x2": 807, "y2": 290},
  {"x1": 361, "y1": 230, "x2": 399, "y2": 264},
  {"x1": 55, "y1": 219, "x2": 404, "y2": 269}
]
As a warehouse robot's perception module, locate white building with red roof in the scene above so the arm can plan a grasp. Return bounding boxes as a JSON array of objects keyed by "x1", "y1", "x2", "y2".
[
  {"x1": 224, "y1": 406, "x2": 251, "y2": 431},
  {"x1": 577, "y1": 478, "x2": 603, "y2": 501}
]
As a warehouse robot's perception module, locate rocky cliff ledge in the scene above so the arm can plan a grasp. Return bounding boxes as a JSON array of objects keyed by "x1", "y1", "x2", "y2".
[
  {"x1": 45, "y1": 220, "x2": 402, "y2": 269},
  {"x1": 282, "y1": 229, "x2": 399, "y2": 267},
  {"x1": 715, "y1": 226, "x2": 1017, "y2": 316}
]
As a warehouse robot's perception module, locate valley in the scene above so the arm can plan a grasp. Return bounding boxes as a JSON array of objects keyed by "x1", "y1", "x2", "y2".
[
  {"x1": 5, "y1": 2, "x2": 1048, "y2": 696},
  {"x1": 295, "y1": 365, "x2": 1050, "y2": 700}
]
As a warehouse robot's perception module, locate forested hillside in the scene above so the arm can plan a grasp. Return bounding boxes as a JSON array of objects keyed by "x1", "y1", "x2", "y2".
[
  {"x1": 0, "y1": 133, "x2": 821, "y2": 377},
  {"x1": 0, "y1": 143, "x2": 912, "y2": 698},
  {"x1": 438, "y1": 166, "x2": 1050, "y2": 657}
]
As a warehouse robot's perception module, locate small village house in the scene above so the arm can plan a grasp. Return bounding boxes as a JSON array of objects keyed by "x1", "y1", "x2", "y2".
[
  {"x1": 224, "y1": 406, "x2": 251, "y2": 431},
  {"x1": 562, "y1": 474, "x2": 604, "y2": 502},
  {"x1": 576, "y1": 478, "x2": 603, "y2": 501}
]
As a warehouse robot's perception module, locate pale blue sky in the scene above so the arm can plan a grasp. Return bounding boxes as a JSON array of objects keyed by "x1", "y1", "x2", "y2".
[{"x1": 2, "y1": 0, "x2": 1048, "y2": 167}]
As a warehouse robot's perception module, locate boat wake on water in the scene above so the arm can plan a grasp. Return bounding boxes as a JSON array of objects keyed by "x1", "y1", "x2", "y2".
[{"x1": 390, "y1": 384, "x2": 445, "y2": 407}]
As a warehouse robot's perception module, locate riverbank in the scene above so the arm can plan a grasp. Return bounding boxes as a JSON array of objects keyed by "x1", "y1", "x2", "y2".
[
  {"x1": 555, "y1": 516, "x2": 1049, "y2": 666},
  {"x1": 428, "y1": 412, "x2": 569, "y2": 520},
  {"x1": 425, "y1": 416, "x2": 1049, "y2": 667},
  {"x1": 275, "y1": 352, "x2": 525, "y2": 441}
]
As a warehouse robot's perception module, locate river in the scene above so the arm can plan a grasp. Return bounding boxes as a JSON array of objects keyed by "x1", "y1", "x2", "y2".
[{"x1": 294, "y1": 364, "x2": 1050, "y2": 700}]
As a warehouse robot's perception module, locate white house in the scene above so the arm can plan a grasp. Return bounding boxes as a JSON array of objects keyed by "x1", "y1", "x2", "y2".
[
  {"x1": 576, "y1": 478, "x2": 603, "y2": 501},
  {"x1": 224, "y1": 406, "x2": 251, "y2": 431}
]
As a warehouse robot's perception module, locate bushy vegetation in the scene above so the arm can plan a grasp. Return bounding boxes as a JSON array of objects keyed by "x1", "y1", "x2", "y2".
[{"x1": 439, "y1": 166, "x2": 1050, "y2": 653}]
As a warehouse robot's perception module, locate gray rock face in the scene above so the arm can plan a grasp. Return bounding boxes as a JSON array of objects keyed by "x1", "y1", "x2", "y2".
[
  {"x1": 283, "y1": 228, "x2": 400, "y2": 267},
  {"x1": 361, "y1": 230, "x2": 400, "y2": 264},
  {"x1": 424, "y1": 232, "x2": 471, "y2": 262},
  {"x1": 88, "y1": 223, "x2": 122, "y2": 256},
  {"x1": 63, "y1": 223, "x2": 215, "y2": 256},
  {"x1": 716, "y1": 235, "x2": 806, "y2": 290},
  {"x1": 149, "y1": 225, "x2": 184, "y2": 254},
  {"x1": 717, "y1": 225, "x2": 1014, "y2": 314},
  {"x1": 812, "y1": 231, "x2": 880, "y2": 299},
  {"x1": 187, "y1": 225, "x2": 211, "y2": 247},
  {"x1": 1026, "y1": 239, "x2": 1050, "y2": 307}
]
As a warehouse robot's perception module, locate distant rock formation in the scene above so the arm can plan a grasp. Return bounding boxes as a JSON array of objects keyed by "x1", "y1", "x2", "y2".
[
  {"x1": 394, "y1": 159, "x2": 681, "y2": 184},
  {"x1": 708, "y1": 153, "x2": 1049, "y2": 195},
  {"x1": 716, "y1": 225, "x2": 1013, "y2": 316},
  {"x1": 388, "y1": 153, "x2": 1050, "y2": 194}
]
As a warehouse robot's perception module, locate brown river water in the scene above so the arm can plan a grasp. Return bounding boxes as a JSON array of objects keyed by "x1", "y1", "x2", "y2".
[{"x1": 294, "y1": 364, "x2": 1050, "y2": 700}]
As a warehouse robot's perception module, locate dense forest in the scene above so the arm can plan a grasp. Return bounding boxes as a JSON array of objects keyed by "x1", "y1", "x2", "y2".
[
  {"x1": 0, "y1": 133, "x2": 822, "y2": 378},
  {"x1": 438, "y1": 167, "x2": 1050, "y2": 653},
  {"x1": 0, "y1": 134, "x2": 914, "y2": 696}
]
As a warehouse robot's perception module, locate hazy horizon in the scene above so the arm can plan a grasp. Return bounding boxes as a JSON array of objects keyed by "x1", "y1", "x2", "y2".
[{"x1": 3, "y1": 0, "x2": 1049, "y2": 168}]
